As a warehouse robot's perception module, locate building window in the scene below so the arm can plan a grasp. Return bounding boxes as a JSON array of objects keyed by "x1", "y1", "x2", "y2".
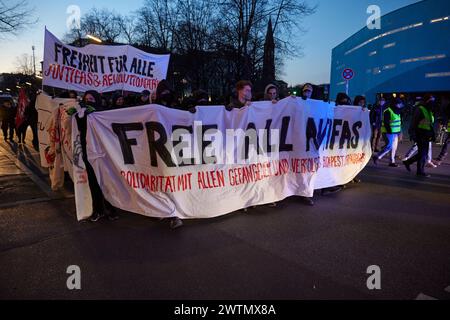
[
  {"x1": 400, "y1": 54, "x2": 446, "y2": 63},
  {"x1": 345, "y1": 22, "x2": 423, "y2": 55},
  {"x1": 383, "y1": 64, "x2": 396, "y2": 70},
  {"x1": 369, "y1": 51, "x2": 377, "y2": 56},
  {"x1": 431, "y1": 16, "x2": 449, "y2": 23},
  {"x1": 425, "y1": 72, "x2": 450, "y2": 78},
  {"x1": 383, "y1": 42, "x2": 396, "y2": 49},
  {"x1": 373, "y1": 67, "x2": 381, "y2": 75}
]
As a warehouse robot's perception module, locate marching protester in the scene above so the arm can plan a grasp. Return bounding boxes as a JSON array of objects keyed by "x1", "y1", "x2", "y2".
[
  {"x1": 155, "y1": 80, "x2": 179, "y2": 109},
  {"x1": 74, "y1": 90, "x2": 119, "y2": 222},
  {"x1": 193, "y1": 89, "x2": 209, "y2": 106},
  {"x1": 1, "y1": 99, "x2": 16, "y2": 142},
  {"x1": 227, "y1": 80, "x2": 253, "y2": 110},
  {"x1": 402, "y1": 96, "x2": 438, "y2": 168},
  {"x1": 335, "y1": 92, "x2": 352, "y2": 106},
  {"x1": 372, "y1": 97, "x2": 404, "y2": 167},
  {"x1": 300, "y1": 83, "x2": 313, "y2": 100},
  {"x1": 25, "y1": 90, "x2": 39, "y2": 150},
  {"x1": 153, "y1": 81, "x2": 184, "y2": 229},
  {"x1": 403, "y1": 94, "x2": 436, "y2": 177},
  {"x1": 111, "y1": 92, "x2": 126, "y2": 109},
  {"x1": 370, "y1": 96, "x2": 386, "y2": 152},
  {"x1": 264, "y1": 83, "x2": 279, "y2": 103},
  {"x1": 353, "y1": 95, "x2": 366, "y2": 110},
  {"x1": 435, "y1": 100, "x2": 450, "y2": 165},
  {"x1": 136, "y1": 89, "x2": 152, "y2": 106},
  {"x1": 320, "y1": 92, "x2": 355, "y2": 195}
]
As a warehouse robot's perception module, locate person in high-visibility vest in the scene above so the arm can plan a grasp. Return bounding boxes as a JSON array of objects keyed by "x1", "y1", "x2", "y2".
[
  {"x1": 372, "y1": 97, "x2": 404, "y2": 167},
  {"x1": 435, "y1": 101, "x2": 450, "y2": 165},
  {"x1": 403, "y1": 94, "x2": 436, "y2": 177}
]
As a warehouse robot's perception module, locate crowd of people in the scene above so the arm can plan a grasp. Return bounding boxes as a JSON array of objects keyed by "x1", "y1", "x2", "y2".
[
  {"x1": 1, "y1": 80, "x2": 449, "y2": 229},
  {"x1": 0, "y1": 91, "x2": 39, "y2": 149}
]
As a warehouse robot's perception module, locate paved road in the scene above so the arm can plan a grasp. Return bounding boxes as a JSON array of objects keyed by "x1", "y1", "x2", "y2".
[{"x1": 0, "y1": 135, "x2": 449, "y2": 300}]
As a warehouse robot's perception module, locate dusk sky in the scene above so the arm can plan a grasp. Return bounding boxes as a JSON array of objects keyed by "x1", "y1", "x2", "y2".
[{"x1": 0, "y1": 0, "x2": 420, "y2": 86}]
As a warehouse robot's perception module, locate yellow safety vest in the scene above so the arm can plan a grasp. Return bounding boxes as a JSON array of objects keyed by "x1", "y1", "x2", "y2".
[
  {"x1": 382, "y1": 108, "x2": 401, "y2": 133},
  {"x1": 417, "y1": 106, "x2": 434, "y2": 131}
]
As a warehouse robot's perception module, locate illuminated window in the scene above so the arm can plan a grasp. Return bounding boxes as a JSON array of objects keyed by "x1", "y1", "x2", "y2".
[
  {"x1": 431, "y1": 16, "x2": 449, "y2": 23},
  {"x1": 373, "y1": 67, "x2": 381, "y2": 75},
  {"x1": 383, "y1": 42, "x2": 396, "y2": 49},
  {"x1": 383, "y1": 64, "x2": 396, "y2": 70},
  {"x1": 345, "y1": 22, "x2": 423, "y2": 55},
  {"x1": 369, "y1": 51, "x2": 377, "y2": 56},
  {"x1": 400, "y1": 54, "x2": 446, "y2": 63},
  {"x1": 425, "y1": 72, "x2": 450, "y2": 78}
]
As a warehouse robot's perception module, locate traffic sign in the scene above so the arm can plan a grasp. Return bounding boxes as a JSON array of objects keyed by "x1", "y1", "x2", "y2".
[{"x1": 342, "y1": 68, "x2": 354, "y2": 80}]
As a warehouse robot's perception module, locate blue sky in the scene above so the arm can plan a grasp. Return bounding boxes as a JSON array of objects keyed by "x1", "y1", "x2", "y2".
[{"x1": 0, "y1": 0, "x2": 420, "y2": 86}]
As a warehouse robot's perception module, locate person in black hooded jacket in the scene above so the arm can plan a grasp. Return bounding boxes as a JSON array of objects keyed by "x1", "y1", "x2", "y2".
[{"x1": 75, "y1": 90, "x2": 119, "y2": 222}]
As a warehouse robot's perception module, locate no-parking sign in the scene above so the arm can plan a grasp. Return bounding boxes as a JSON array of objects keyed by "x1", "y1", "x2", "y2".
[{"x1": 342, "y1": 68, "x2": 354, "y2": 80}]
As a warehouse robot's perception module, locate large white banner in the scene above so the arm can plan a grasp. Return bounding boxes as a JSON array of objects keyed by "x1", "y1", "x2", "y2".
[
  {"x1": 86, "y1": 98, "x2": 371, "y2": 219},
  {"x1": 43, "y1": 29, "x2": 170, "y2": 93}
]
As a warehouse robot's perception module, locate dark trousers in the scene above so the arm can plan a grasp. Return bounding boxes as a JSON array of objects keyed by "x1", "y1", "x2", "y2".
[
  {"x1": 76, "y1": 114, "x2": 106, "y2": 214},
  {"x1": 405, "y1": 132, "x2": 430, "y2": 175},
  {"x1": 371, "y1": 126, "x2": 382, "y2": 151},
  {"x1": 17, "y1": 122, "x2": 29, "y2": 142},
  {"x1": 1, "y1": 118, "x2": 15, "y2": 139},
  {"x1": 437, "y1": 132, "x2": 449, "y2": 161},
  {"x1": 30, "y1": 121, "x2": 38, "y2": 145}
]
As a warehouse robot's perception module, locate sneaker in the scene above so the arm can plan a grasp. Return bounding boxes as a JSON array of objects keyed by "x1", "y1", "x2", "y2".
[
  {"x1": 267, "y1": 202, "x2": 277, "y2": 207},
  {"x1": 352, "y1": 177, "x2": 361, "y2": 183},
  {"x1": 402, "y1": 161, "x2": 411, "y2": 172},
  {"x1": 434, "y1": 159, "x2": 442, "y2": 166},
  {"x1": 321, "y1": 186, "x2": 343, "y2": 196},
  {"x1": 389, "y1": 163, "x2": 399, "y2": 167},
  {"x1": 401, "y1": 157, "x2": 409, "y2": 162},
  {"x1": 416, "y1": 173, "x2": 431, "y2": 178},
  {"x1": 89, "y1": 211, "x2": 105, "y2": 222},
  {"x1": 301, "y1": 197, "x2": 314, "y2": 206},
  {"x1": 426, "y1": 162, "x2": 437, "y2": 168},
  {"x1": 170, "y1": 217, "x2": 183, "y2": 229}
]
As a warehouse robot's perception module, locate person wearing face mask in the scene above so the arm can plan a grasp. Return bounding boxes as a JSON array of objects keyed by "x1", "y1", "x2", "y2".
[
  {"x1": 136, "y1": 90, "x2": 151, "y2": 106},
  {"x1": 72, "y1": 90, "x2": 119, "y2": 222},
  {"x1": 227, "y1": 80, "x2": 253, "y2": 110},
  {"x1": 370, "y1": 96, "x2": 386, "y2": 152},
  {"x1": 155, "y1": 80, "x2": 179, "y2": 109},
  {"x1": 111, "y1": 92, "x2": 126, "y2": 109},
  {"x1": 372, "y1": 97, "x2": 405, "y2": 167},
  {"x1": 403, "y1": 94, "x2": 436, "y2": 177}
]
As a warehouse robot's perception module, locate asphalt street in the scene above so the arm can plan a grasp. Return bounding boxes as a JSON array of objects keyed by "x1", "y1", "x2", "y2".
[{"x1": 0, "y1": 132, "x2": 449, "y2": 300}]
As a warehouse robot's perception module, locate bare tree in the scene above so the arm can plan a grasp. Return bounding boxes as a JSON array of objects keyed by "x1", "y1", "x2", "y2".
[
  {"x1": 15, "y1": 53, "x2": 34, "y2": 75},
  {"x1": 0, "y1": 0, "x2": 36, "y2": 36},
  {"x1": 118, "y1": 15, "x2": 138, "y2": 44},
  {"x1": 134, "y1": 0, "x2": 177, "y2": 50},
  {"x1": 64, "y1": 8, "x2": 123, "y2": 44}
]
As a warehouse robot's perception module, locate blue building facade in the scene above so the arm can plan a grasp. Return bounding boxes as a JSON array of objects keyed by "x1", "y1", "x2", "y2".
[{"x1": 330, "y1": 0, "x2": 450, "y2": 103}]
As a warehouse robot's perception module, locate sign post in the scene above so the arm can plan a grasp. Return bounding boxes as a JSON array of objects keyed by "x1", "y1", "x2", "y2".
[{"x1": 342, "y1": 68, "x2": 354, "y2": 95}]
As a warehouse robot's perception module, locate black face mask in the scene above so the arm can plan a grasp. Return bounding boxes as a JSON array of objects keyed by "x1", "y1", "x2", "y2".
[{"x1": 161, "y1": 93, "x2": 173, "y2": 102}]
